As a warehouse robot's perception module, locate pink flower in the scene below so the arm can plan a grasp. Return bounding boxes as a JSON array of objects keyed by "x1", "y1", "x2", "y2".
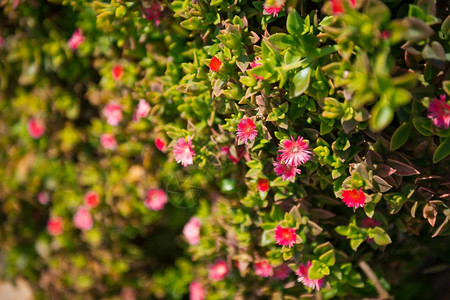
[
  {"x1": 103, "y1": 102, "x2": 122, "y2": 126},
  {"x1": 38, "y1": 192, "x2": 50, "y2": 205},
  {"x1": 47, "y1": 217, "x2": 63, "y2": 236},
  {"x1": 342, "y1": 188, "x2": 365, "y2": 208},
  {"x1": 209, "y1": 260, "x2": 228, "y2": 281},
  {"x1": 249, "y1": 58, "x2": 264, "y2": 81},
  {"x1": 85, "y1": 191, "x2": 100, "y2": 209},
  {"x1": 236, "y1": 118, "x2": 258, "y2": 144},
  {"x1": 183, "y1": 217, "x2": 201, "y2": 245},
  {"x1": 273, "y1": 156, "x2": 301, "y2": 182},
  {"x1": 278, "y1": 135, "x2": 311, "y2": 167},
  {"x1": 27, "y1": 118, "x2": 45, "y2": 139},
  {"x1": 145, "y1": 3, "x2": 162, "y2": 26},
  {"x1": 189, "y1": 281, "x2": 206, "y2": 300},
  {"x1": 120, "y1": 287, "x2": 136, "y2": 300},
  {"x1": 73, "y1": 206, "x2": 93, "y2": 231},
  {"x1": 257, "y1": 178, "x2": 269, "y2": 192},
  {"x1": 173, "y1": 137, "x2": 196, "y2": 167},
  {"x1": 330, "y1": 0, "x2": 356, "y2": 15},
  {"x1": 263, "y1": 0, "x2": 284, "y2": 17},
  {"x1": 0, "y1": 34, "x2": 3, "y2": 47},
  {"x1": 296, "y1": 261, "x2": 326, "y2": 290},
  {"x1": 133, "y1": 99, "x2": 150, "y2": 122},
  {"x1": 68, "y1": 28, "x2": 85, "y2": 51},
  {"x1": 209, "y1": 56, "x2": 222, "y2": 72},
  {"x1": 360, "y1": 217, "x2": 381, "y2": 228},
  {"x1": 254, "y1": 260, "x2": 273, "y2": 277},
  {"x1": 112, "y1": 64, "x2": 124, "y2": 80},
  {"x1": 427, "y1": 95, "x2": 450, "y2": 129},
  {"x1": 221, "y1": 146, "x2": 245, "y2": 164},
  {"x1": 380, "y1": 30, "x2": 391, "y2": 39},
  {"x1": 273, "y1": 264, "x2": 291, "y2": 280},
  {"x1": 144, "y1": 189, "x2": 168, "y2": 211},
  {"x1": 155, "y1": 138, "x2": 165, "y2": 151},
  {"x1": 274, "y1": 225, "x2": 297, "y2": 248},
  {"x1": 100, "y1": 133, "x2": 117, "y2": 150}
]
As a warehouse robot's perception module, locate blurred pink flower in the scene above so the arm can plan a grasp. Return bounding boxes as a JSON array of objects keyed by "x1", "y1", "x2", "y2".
[
  {"x1": 189, "y1": 281, "x2": 206, "y2": 300},
  {"x1": 254, "y1": 260, "x2": 273, "y2": 277},
  {"x1": 155, "y1": 138, "x2": 165, "y2": 151},
  {"x1": 236, "y1": 118, "x2": 258, "y2": 144},
  {"x1": 73, "y1": 206, "x2": 93, "y2": 231},
  {"x1": 120, "y1": 287, "x2": 136, "y2": 300},
  {"x1": 144, "y1": 189, "x2": 168, "y2": 211},
  {"x1": 183, "y1": 217, "x2": 201, "y2": 245},
  {"x1": 427, "y1": 95, "x2": 450, "y2": 129},
  {"x1": 27, "y1": 118, "x2": 45, "y2": 139},
  {"x1": 342, "y1": 188, "x2": 365, "y2": 208},
  {"x1": 112, "y1": 64, "x2": 124, "y2": 80},
  {"x1": 145, "y1": 2, "x2": 162, "y2": 26},
  {"x1": 263, "y1": 0, "x2": 284, "y2": 17},
  {"x1": 47, "y1": 217, "x2": 63, "y2": 236},
  {"x1": 100, "y1": 133, "x2": 117, "y2": 150},
  {"x1": 273, "y1": 264, "x2": 291, "y2": 280},
  {"x1": 103, "y1": 102, "x2": 122, "y2": 126},
  {"x1": 257, "y1": 178, "x2": 269, "y2": 192},
  {"x1": 274, "y1": 225, "x2": 297, "y2": 248},
  {"x1": 68, "y1": 28, "x2": 84, "y2": 50},
  {"x1": 249, "y1": 58, "x2": 263, "y2": 81},
  {"x1": 85, "y1": 191, "x2": 100, "y2": 209},
  {"x1": 38, "y1": 192, "x2": 50, "y2": 205},
  {"x1": 209, "y1": 260, "x2": 228, "y2": 281},
  {"x1": 330, "y1": 0, "x2": 356, "y2": 15},
  {"x1": 173, "y1": 137, "x2": 195, "y2": 167},
  {"x1": 221, "y1": 146, "x2": 245, "y2": 164},
  {"x1": 273, "y1": 156, "x2": 301, "y2": 182},
  {"x1": 133, "y1": 99, "x2": 150, "y2": 122},
  {"x1": 360, "y1": 217, "x2": 381, "y2": 228},
  {"x1": 278, "y1": 135, "x2": 311, "y2": 167},
  {"x1": 296, "y1": 261, "x2": 326, "y2": 290}
]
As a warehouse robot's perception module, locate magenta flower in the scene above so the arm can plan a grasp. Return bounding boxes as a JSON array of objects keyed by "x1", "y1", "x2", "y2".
[
  {"x1": 133, "y1": 99, "x2": 151, "y2": 122},
  {"x1": 273, "y1": 264, "x2": 291, "y2": 280},
  {"x1": 249, "y1": 58, "x2": 263, "y2": 81},
  {"x1": 183, "y1": 217, "x2": 201, "y2": 245},
  {"x1": 360, "y1": 217, "x2": 381, "y2": 228},
  {"x1": 209, "y1": 260, "x2": 228, "y2": 281},
  {"x1": 155, "y1": 138, "x2": 165, "y2": 151},
  {"x1": 47, "y1": 217, "x2": 63, "y2": 236},
  {"x1": 257, "y1": 178, "x2": 269, "y2": 192},
  {"x1": 273, "y1": 156, "x2": 301, "y2": 182},
  {"x1": 173, "y1": 137, "x2": 196, "y2": 167},
  {"x1": 263, "y1": 0, "x2": 285, "y2": 17},
  {"x1": 68, "y1": 28, "x2": 85, "y2": 51},
  {"x1": 73, "y1": 206, "x2": 93, "y2": 231},
  {"x1": 236, "y1": 118, "x2": 258, "y2": 144},
  {"x1": 100, "y1": 133, "x2": 117, "y2": 150},
  {"x1": 221, "y1": 146, "x2": 245, "y2": 164},
  {"x1": 85, "y1": 191, "x2": 100, "y2": 209},
  {"x1": 145, "y1": 2, "x2": 162, "y2": 26},
  {"x1": 189, "y1": 281, "x2": 206, "y2": 300},
  {"x1": 112, "y1": 64, "x2": 124, "y2": 80},
  {"x1": 427, "y1": 95, "x2": 450, "y2": 129},
  {"x1": 103, "y1": 102, "x2": 122, "y2": 126},
  {"x1": 254, "y1": 260, "x2": 273, "y2": 277},
  {"x1": 296, "y1": 261, "x2": 326, "y2": 290},
  {"x1": 342, "y1": 188, "x2": 365, "y2": 208},
  {"x1": 278, "y1": 135, "x2": 311, "y2": 167},
  {"x1": 144, "y1": 189, "x2": 168, "y2": 211},
  {"x1": 38, "y1": 192, "x2": 50, "y2": 205},
  {"x1": 330, "y1": 0, "x2": 356, "y2": 15},
  {"x1": 274, "y1": 225, "x2": 297, "y2": 248},
  {"x1": 27, "y1": 118, "x2": 45, "y2": 139}
]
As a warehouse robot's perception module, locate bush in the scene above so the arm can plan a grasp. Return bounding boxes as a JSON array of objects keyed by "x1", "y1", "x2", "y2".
[{"x1": 0, "y1": 0, "x2": 449, "y2": 299}]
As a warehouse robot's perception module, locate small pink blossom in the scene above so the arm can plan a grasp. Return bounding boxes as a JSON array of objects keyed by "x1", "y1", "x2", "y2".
[
  {"x1": 278, "y1": 135, "x2": 311, "y2": 167},
  {"x1": 360, "y1": 217, "x2": 381, "y2": 228},
  {"x1": 249, "y1": 58, "x2": 264, "y2": 81},
  {"x1": 100, "y1": 133, "x2": 117, "y2": 150},
  {"x1": 47, "y1": 217, "x2": 63, "y2": 236},
  {"x1": 189, "y1": 281, "x2": 206, "y2": 300},
  {"x1": 183, "y1": 217, "x2": 201, "y2": 245},
  {"x1": 263, "y1": 0, "x2": 285, "y2": 17},
  {"x1": 73, "y1": 206, "x2": 93, "y2": 231},
  {"x1": 145, "y1": 3, "x2": 162, "y2": 26},
  {"x1": 380, "y1": 30, "x2": 391, "y2": 39},
  {"x1": 330, "y1": 0, "x2": 356, "y2": 15},
  {"x1": 120, "y1": 287, "x2": 136, "y2": 300},
  {"x1": 274, "y1": 225, "x2": 297, "y2": 248},
  {"x1": 254, "y1": 260, "x2": 273, "y2": 277},
  {"x1": 273, "y1": 156, "x2": 301, "y2": 182},
  {"x1": 38, "y1": 192, "x2": 50, "y2": 205},
  {"x1": 144, "y1": 189, "x2": 168, "y2": 211},
  {"x1": 155, "y1": 138, "x2": 165, "y2": 151},
  {"x1": 68, "y1": 28, "x2": 85, "y2": 51},
  {"x1": 133, "y1": 99, "x2": 151, "y2": 122},
  {"x1": 173, "y1": 137, "x2": 196, "y2": 167},
  {"x1": 273, "y1": 264, "x2": 291, "y2": 280},
  {"x1": 236, "y1": 118, "x2": 258, "y2": 144},
  {"x1": 85, "y1": 191, "x2": 100, "y2": 209},
  {"x1": 427, "y1": 95, "x2": 450, "y2": 129},
  {"x1": 257, "y1": 178, "x2": 269, "y2": 192},
  {"x1": 221, "y1": 146, "x2": 245, "y2": 164},
  {"x1": 342, "y1": 188, "x2": 365, "y2": 208},
  {"x1": 296, "y1": 261, "x2": 326, "y2": 290},
  {"x1": 27, "y1": 118, "x2": 45, "y2": 139},
  {"x1": 209, "y1": 260, "x2": 228, "y2": 281},
  {"x1": 112, "y1": 64, "x2": 124, "y2": 80},
  {"x1": 103, "y1": 102, "x2": 123, "y2": 126}
]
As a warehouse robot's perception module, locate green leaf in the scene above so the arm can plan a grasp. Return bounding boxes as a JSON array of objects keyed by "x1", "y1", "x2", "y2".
[
  {"x1": 319, "y1": 250, "x2": 336, "y2": 266},
  {"x1": 270, "y1": 205, "x2": 284, "y2": 221},
  {"x1": 390, "y1": 122, "x2": 411, "y2": 150},
  {"x1": 290, "y1": 67, "x2": 311, "y2": 98},
  {"x1": 261, "y1": 230, "x2": 276, "y2": 246},
  {"x1": 373, "y1": 227, "x2": 392, "y2": 246},
  {"x1": 370, "y1": 102, "x2": 394, "y2": 132},
  {"x1": 443, "y1": 81, "x2": 450, "y2": 96},
  {"x1": 350, "y1": 238, "x2": 364, "y2": 251},
  {"x1": 308, "y1": 260, "x2": 329, "y2": 280},
  {"x1": 422, "y1": 42, "x2": 446, "y2": 70},
  {"x1": 267, "y1": 33, "x2": 295, "y2": 50},
  {"x1": 412, "y1": 117, "x2": 433, "y2": 136},
  {"x1": 433, "y1": 137, "x2": 450, "y2": 163},
  {"x1": 287, "y1": 10, "x2": 304, "y2": 36}
]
